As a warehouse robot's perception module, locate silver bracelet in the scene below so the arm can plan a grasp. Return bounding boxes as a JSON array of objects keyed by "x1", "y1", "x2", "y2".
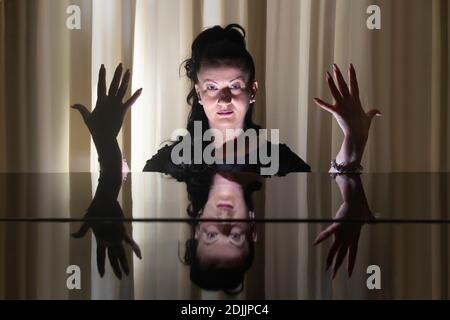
[{"x1": 330, "y1": 159, "x2": 363, "y2": 174}]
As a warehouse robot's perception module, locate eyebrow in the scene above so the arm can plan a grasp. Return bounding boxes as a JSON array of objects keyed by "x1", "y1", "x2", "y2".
[
  {"x1": 204, "y1": 239, "x2": 242, "y2": 248},
  {"x1": 202, "y1": 76, "x2": 246, "y2": 83},
  {"x1": 203, "y1": 235, "x2": 244, "y2": 248}
]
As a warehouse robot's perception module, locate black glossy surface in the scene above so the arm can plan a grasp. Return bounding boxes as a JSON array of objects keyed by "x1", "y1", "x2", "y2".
[
  {"x1": 0, "y1": 172, "x2": 448, "y2": 299},
  {"x1": 0, "y1": 222, "x2": 448, "y2": 299}
]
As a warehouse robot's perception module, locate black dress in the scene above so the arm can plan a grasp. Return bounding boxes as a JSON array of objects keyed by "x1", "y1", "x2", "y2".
[{"x1": 143, "y1": 140, "x2": 310, "y2": 177}]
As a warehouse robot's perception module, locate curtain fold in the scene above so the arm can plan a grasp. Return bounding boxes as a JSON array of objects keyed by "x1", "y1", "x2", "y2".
[
  {"x1": 2, "y1": 0, "x2": 70, "y2": 172},
  {"x1": 0, "y1": 0, "x2": 5, "y2": 171},
  {"x1": 1, "y1": 0, "x2": 449, "y2": 300}
]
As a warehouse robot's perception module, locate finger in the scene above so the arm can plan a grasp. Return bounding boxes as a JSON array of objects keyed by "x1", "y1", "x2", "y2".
[
  {"x1": 117, "y1": 246, "x2": 130, "y2": 276},
  {"x1": 326, "y1": 72, "x2": 342, "y2": 104},
  {"x1": 368, "y1": 212, "x2": 379, "y2": 223},
  {"x1": 108, "y1": 247, "x2": 122, "y2": 279},
  {"x1": 313, "y1": 223, "x2": 340, "y2": 245},
  {"x1": 97, "y1": 64, "x2": 106, "y2": 100},
  {"x1": 313, "y1": 97, "x2": 335, "y2": 114},
  {"x1": 313, "y1": 230, "x2": 329, "y2": 246},
  {"x1": 333, "y1": 64, "x2": 350, "y2": 98},
  {"x1": 349, "y1": 63, "x2": 360, "y2": 97},
  {"x1": 124, "y1": 232, "x2": 142, "y2": 259},
  {"x1": 71, "y1": 221, "x2": 90, "y2": 238},
  {"x1": 366, "y1": 108, "x2": 383, "y2": 120},
  {"x1": 71, "y1": 104, "x2": 91, "y2": 124},
  {"x1": 117, "y1": 69, "x2": 130, "y2": 100},
  {"x1": 326, "y1": 240, "x2": 340, "y2": 272},
  {"x1": 97, "y1": 245, "x2": 106, "y2": 277},
  {"x1": 348, "y1": 234, "x2": 360, "y2": 277},
  {"x1": 124, "y1": 88, "x2": 143, "y2": 111},
  {"x1": 108, "y1": 63, "x2": 123, "y2": 97},
  {"x1": 332, "y1": 242, "x2": 349, "y2": 279}
]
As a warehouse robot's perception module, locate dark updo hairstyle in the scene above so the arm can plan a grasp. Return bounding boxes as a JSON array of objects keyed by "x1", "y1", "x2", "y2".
[{"x1": 182, "y1": 24, "x2": 261, "y2": 140}]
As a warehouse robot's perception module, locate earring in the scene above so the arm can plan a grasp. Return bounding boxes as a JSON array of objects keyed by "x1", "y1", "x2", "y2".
[
  {"x1": 197, "y1": 92, "x2": 203, "y2": 105},
  {"x1": 250, "y1": 97, "x2": 256, "y2": 104},
  {"x1": 249, "y1": 211, "x2": 255, "y2": 219}
]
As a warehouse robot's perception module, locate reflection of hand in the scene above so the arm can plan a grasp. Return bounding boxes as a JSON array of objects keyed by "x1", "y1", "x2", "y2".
[
  {"x1": 71, "y1": 199, "x2": 142, "y2": 279},
  {"x1": 71, "y1": 63, "x2": 142, "y2": 142},
  {"x1": 313, "y1": 174, "x2": 375, "y2": 279},
  {"x1": 313, "y1": 64, "x2": 381, "y2": 163}
]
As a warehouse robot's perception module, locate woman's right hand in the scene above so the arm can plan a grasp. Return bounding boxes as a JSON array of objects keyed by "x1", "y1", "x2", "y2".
[{"x1": 71, "y1": 63, "x2": 142, "y2": 141}]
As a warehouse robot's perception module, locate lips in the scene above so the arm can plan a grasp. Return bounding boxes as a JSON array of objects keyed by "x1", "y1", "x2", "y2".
[
  {"x1": 217, "y1": 203, "x2": 234, "y2": 209},
  {"x1": 217, "y1": 110, "x2": 234, "y2": 116}
]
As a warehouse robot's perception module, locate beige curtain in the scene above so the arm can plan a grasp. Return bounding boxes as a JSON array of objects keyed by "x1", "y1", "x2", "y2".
[{"x1": 0, "y1": 0, "x2": 449, "y2": 299}]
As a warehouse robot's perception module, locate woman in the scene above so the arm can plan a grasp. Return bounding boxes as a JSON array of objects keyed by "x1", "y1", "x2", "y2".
[{"x1": 71, "y1": 24, "x2": 381, "y2": 175}]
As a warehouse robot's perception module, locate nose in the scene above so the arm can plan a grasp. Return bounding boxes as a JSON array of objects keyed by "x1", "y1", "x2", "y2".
[
  {"x1": 218, "y1": 223, "x2": 232, "y2": 234},
  {"x1": 218, "y1": 87, "x2": 232, "y2": 104},
  {"x1": 216, "y1": 208, "x2": 233, "y2": 219}
]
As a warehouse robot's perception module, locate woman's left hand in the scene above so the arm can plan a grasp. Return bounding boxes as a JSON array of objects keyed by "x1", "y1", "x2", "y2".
[{"x1": 313, "y1": 64, "x2": 381, "y2": 156}]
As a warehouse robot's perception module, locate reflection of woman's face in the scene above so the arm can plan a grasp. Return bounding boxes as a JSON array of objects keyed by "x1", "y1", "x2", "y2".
[
  {"x1": 195, "y1": 65, "x2": 257, "y2": 131},
  {"x1": 195, "y1": 173, "x2": 257, "y2": 267}
]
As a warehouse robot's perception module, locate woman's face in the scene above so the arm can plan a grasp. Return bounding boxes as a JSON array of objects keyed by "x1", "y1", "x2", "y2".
[
  {"x1": 195, "y1": 65, "x2": 258, "y2": 131},
  {"x1": 195, "y1": 173, "x2": 257, "y2": 267}
]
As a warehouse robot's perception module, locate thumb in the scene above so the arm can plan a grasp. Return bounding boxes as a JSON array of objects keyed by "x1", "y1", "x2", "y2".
[
  {"x1": 124, "y1": 232, "x2": 142, "y2": 259},
  {"x1": 71, "y1": 221, "x2": 90, "y2": 239},
  {"x1": 71, "y1": 104, "x2": 91, "y2": 124},
  {"x1": 366, "y1": 109, "x2": 382, "y2": 120}
]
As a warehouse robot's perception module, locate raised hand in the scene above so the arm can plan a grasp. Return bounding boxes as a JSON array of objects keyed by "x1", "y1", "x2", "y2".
[
  {"x1": 71, "y1": 63, "x2": 142, "y2": 141},
  {"x1": 313, "y1": 64, "x2": 382, "y2": 164}
]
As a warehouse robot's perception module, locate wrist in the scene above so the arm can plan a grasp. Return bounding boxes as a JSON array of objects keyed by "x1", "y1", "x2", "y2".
[
  {"x1": 335, "y1": 134, "x2": 367, "y2": 165},
  {"x1": 91, "y1": 130, "x2": 116, "y2": 144},
  {"x1": 92, "y1": 137, "x2": 123, "y2": 172},
  {"x1": 343, "y1": 132, "x2": 368, "y2": 152}
]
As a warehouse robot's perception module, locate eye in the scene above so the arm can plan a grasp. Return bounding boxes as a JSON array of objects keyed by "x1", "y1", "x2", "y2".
[
  {"x1": 230, "y1": 83, "x2": 243, "y2": 90},
  {"x1": 206, "y1": 231, "x2": 218, "y2": 241},
  {"x1": 229, "y1": 232, "x2": 244, "y2": 244},
  {"x1": 230, "y1": 233, "x2": 240, "y2": 240},
  {"x1": 206, "y1": 84, "x2": 218, "y2": 91}
]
